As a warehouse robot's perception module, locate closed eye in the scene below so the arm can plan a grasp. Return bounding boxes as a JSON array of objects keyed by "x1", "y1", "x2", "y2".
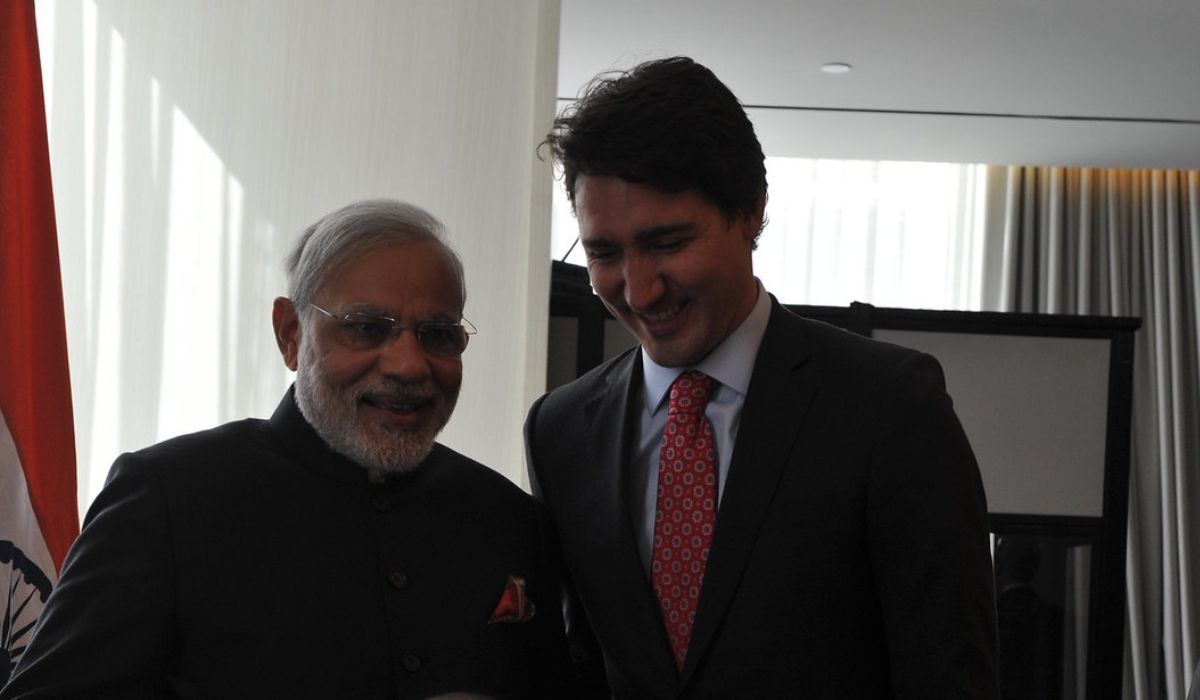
[
  {"x1": 583, "y1": 245, "x2": 618, "y2": 263},
  {"x1": 649, "y1": 237, "x2": 688, "y2": 252},
  {"x1": 635, "y1": 223, "x2": 694, "y2": 253}
]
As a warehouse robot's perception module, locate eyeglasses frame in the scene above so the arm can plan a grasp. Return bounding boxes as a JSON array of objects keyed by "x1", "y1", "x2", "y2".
[{"x1": 303, "y1": 300, "x2": 477, "y2": 355}]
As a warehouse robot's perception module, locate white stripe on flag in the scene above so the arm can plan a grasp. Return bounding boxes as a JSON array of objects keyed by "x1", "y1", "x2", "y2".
[{"x1": 1, "y1": 408, "x2": 58, "y2": 671}]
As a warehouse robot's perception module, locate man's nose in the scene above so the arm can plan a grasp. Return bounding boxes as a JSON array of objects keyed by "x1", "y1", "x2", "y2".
[
  {"x1": 623, "y1": 255, "x2": 664, "y2": 311},
  {"x1": 376, "y1": 328, "x2": 433, "y2": 381}
]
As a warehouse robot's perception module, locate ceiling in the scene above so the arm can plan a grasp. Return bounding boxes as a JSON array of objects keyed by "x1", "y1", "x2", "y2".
[{"x1": 557, "y1": 0, "x2": 1200, "y2": 169}]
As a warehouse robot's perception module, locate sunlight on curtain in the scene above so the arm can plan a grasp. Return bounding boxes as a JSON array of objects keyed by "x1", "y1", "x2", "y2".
[
  {"x1": 157, "y1": 108, "x2": 240, "y2": 440},
  {"x1": 82, "y1": 7, "x2": 128, "y2": 505},
  {"x1": 551, "y1": 158, "x2": 989, "y2": 311},
  {"x1": 36, "y1": 1, "x2": 278, "y2": 513}
]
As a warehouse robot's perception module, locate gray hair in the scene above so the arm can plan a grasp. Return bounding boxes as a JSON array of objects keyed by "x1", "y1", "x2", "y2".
[{"x1": 285, "y1": 198, "x2": 466, "y2": 307}]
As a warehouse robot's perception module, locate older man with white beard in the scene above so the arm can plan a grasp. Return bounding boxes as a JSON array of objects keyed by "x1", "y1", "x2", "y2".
[{"x1": 2, "y1": 200, "x2": 571, "y2": 700}]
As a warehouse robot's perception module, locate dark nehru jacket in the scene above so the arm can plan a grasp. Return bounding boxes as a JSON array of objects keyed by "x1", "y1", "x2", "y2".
[{"x1": 3, "y1": 387, "x2": 569, "y2": 699}]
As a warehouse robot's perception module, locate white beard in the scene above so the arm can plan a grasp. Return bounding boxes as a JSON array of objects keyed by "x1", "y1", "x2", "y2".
[{"x1": 293, "y1": 334, "x2": 457, "y2": 481}]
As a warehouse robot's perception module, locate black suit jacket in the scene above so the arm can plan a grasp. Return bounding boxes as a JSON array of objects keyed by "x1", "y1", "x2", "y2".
[
  {"x1": 3, "y1": 388, "x2": 569, "y2": 699},
  {"x1": 525, "y1": 300, "x2": 999, "y2": 699}
]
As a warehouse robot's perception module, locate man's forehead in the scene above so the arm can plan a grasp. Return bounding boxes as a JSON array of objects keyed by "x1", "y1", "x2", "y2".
[
  {"x1": 576, "y1": 177, "x2": 711, "y2": 237},
  {"x1": 316, "y1": 240, "x2": 463, "y2": 306}
]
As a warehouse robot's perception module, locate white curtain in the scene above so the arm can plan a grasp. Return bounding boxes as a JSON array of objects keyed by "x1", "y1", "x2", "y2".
[
  {"x1": 36, "y1": 0, "x2": 561, "y2": 512},
  {"x1": 989, "y1": 165, "x2": 1200, "y2": 700}
]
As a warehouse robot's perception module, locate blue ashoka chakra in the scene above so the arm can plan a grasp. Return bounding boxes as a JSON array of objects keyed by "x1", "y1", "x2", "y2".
[{"x1": 1, "y1": 540, "x2": 53, "y2": 684}]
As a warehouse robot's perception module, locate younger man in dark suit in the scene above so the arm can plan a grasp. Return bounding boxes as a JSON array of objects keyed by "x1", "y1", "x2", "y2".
[
  {"x1": 525, "y1": 57, "x2": 999, "y2": 698},
  {"x1": 3, "y1": 199, "x2": 569, "y2": 699}
]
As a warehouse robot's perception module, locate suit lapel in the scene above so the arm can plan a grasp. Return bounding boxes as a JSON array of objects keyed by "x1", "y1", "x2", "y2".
[
  {"x1": 681, "y1": 304, "x2": 818, "y2": 685},
  {"x1": 576, "y1": 354, "x2": 641, "y2": 570},
  {"x1": 576, "y1": 352, "x2": 680, "y2": 685}
]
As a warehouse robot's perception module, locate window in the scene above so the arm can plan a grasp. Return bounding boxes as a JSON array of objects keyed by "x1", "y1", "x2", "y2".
[{"x1": 551, "y1": 158, "x2": 988, "y2": 311}]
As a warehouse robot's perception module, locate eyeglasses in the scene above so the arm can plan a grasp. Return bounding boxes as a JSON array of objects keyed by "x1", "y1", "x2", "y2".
[{"x1": 306, "y1": 302, "x2": 477, "y2": 356}]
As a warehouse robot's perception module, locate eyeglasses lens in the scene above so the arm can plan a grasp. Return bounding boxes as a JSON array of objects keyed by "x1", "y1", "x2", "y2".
[{"x1": 335, "y1": 314, "x2": 465, "y2": 355}]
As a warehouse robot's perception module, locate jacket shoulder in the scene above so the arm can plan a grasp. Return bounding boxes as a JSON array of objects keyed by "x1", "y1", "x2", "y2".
[
  {"x1": 526, "y1": 347, "x2": 637, "y2": 444},
  {"x1": 131, "y1": 418, "x2": 269, "y2": 460},
  {"x1": 767, "y1": 306, "x2": 949, "y2": 402},
  {"x1": 782, "y1": 308, "x2": 921, "y2": 364},
  {"x1": 426, "y1": 442, "x2": 535, "y2": 507},
  {"x1": 113, "y1": 418, "x2": 271, "y2": 480}
]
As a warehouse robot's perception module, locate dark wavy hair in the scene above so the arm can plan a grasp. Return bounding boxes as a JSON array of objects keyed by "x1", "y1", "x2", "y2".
[{"x1": 544, "y1": 56, "x2": 767, "y2": 238}]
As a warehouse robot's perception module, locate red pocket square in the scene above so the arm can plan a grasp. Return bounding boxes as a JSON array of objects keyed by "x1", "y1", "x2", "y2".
[{"x1": 488, "y1": 575, "x2": 536, "y2": 624}]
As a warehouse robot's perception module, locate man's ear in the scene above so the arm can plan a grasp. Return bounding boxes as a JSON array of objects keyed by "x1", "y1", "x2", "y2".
[
  {"x1": 744, "y1": 193, "x2": 763, "y2": 244},
  {"x1": 272, "y1": 297, "x2": 301, "y2": 371},
  {"x1": 739, "y1": 192, "x2": 767, "y2": 245}
]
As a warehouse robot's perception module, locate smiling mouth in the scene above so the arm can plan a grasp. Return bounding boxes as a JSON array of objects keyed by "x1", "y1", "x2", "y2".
[
  {"x1": 361, "y1": 393, "x2": 434, "y2": 425},
  {"x1": 635, "y1": 300, "x2": 689, "y2": 334}
]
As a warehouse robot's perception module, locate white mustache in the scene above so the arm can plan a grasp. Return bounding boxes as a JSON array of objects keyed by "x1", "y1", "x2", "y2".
[{"x1": 355, "y1": 381, "x2": 437, "y2": 405}]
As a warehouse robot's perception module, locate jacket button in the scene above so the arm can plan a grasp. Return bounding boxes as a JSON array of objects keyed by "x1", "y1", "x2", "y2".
[
  {"x1": 401, "y1": 653, "x2": 421, "y2": 672},
  {"x1": 388, "y1": 571, "x2": 408, "y2": 589}
]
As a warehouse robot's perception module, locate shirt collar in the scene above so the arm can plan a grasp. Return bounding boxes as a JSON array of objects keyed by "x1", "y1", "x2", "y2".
[{"x1": 642, "y1": 280, "x2": 772, "y2": 415}]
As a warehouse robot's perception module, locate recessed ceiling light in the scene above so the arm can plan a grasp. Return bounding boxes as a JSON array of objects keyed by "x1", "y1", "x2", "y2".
[{"x1": 820, "y1": 62, "x2": 852, "y2": 75}]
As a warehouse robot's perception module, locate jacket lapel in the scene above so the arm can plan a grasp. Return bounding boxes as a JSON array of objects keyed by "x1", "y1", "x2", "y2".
[
  {"x1": 681, "y1": 303, "x2": 818, "y2": 685},
  {"x1": 575, "y1": 352, "x2": 680, "y2": 686},
  {"x1": 574, "y1": 354, "x2": 641, "y2": 575}
]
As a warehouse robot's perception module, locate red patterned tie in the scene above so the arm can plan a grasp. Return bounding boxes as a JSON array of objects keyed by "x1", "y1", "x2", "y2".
[{"x1": 651, "y1": 370, "x2": 717, "y2": 671}]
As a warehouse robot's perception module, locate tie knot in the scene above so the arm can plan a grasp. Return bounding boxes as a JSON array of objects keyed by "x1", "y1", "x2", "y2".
[{"x1": 667, "y1": 370, "x2": 715, "y2": 416}]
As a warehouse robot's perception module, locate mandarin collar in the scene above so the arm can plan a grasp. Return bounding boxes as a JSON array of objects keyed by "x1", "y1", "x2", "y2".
[{"x1": 268, "y1": 385, "x2": 426, "y2": 492}]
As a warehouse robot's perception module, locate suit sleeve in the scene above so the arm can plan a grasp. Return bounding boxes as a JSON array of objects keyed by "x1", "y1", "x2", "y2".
[
  {"x1": 524, "y1": 394, "x2": 612, "y2": 699},
  {"x1": 1, "y1": 454, "x2": 177, "y2": 699},
  {"x1": 526, "y1": 497, "x2": 576, "y2": 696},
  {"x1": 866, "y1": 352, "x2": 1000, "y2": 699}
]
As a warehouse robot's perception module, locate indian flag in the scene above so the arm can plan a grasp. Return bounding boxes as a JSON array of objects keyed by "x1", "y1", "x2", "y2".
[{"x1": 1, "y1": 0, "x2": 80, "y2": 683}]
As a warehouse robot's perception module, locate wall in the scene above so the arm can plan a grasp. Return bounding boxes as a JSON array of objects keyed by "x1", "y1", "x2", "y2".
[{"x1": 35, "y1": 0, "x2": 561, "y2": 508}]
